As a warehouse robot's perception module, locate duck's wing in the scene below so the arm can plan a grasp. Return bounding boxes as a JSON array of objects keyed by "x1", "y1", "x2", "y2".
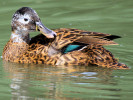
[{"x1": 52, "y1": 28, "x2": 120, "y2": 50}]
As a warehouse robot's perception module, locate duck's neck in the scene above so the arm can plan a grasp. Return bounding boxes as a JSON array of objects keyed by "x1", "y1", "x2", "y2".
[{"x1": 10, "y1": 31, "x2": 30, "y2": 44}]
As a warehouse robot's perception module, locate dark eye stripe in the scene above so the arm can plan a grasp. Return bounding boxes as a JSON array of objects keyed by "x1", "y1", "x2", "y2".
[{"x1": 24, "y1": 18, "x2": 28, "y2": 21}]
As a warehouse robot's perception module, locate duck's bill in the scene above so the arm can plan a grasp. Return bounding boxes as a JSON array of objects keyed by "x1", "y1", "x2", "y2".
[{"x1": 36, "y1": 22, "x2": 56, "y2": 38}]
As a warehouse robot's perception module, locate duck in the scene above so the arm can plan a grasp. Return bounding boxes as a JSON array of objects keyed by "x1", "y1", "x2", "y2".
[{"x1": 2, "y1": 7, "x2": 128, "y2": 69}]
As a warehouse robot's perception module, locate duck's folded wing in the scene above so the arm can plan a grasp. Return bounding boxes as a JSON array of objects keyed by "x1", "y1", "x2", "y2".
[
  {"x1": 75, "y1": 34, "x2": 120, "y2": 45},
  {"x1": 52, "y1": 28, "x2": 120, "y2": 50}
]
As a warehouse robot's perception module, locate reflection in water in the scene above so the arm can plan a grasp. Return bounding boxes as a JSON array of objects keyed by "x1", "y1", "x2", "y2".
[{"x1": 3, "y1": 61, "x2": 116, "y2": 100}]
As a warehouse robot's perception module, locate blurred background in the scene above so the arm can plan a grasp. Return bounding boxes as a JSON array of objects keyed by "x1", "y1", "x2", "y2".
[{"x1": 0, "y1": 0, "x2": 133, "y2": 100}]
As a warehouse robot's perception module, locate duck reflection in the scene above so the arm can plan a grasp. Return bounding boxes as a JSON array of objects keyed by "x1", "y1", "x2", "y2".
[{"x1": 3, "y1": 61, "x2": 113, "y2": 100}]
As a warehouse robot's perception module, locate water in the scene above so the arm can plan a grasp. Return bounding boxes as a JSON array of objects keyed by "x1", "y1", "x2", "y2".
[{"x1": 0, "y1": 0, "x2": 133, "y2": 100}]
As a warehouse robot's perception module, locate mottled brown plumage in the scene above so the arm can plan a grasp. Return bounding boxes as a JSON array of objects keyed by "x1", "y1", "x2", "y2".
[{"x1": 2, "y1": 7, "x2": 128, "y2": 69}]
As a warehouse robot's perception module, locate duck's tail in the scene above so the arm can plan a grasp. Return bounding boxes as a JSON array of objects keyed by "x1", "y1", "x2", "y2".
[
  {"x1": 102, "y1": 62, "x2": 129, "y2": 69},
  {"x1": 82, "y1": 44, "x2": 129, "y2": 69}
]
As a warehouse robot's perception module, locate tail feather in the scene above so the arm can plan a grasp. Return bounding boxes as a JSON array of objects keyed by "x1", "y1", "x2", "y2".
[
  {"x1": 104, "y1": 35, "x2": 121, "y2": 40},
  {"x1": 108, "y1": 62, "x2": 129, "y2": 69}
]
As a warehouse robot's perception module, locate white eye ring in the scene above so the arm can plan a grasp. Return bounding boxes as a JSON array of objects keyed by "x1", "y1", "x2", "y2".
[{"x1": 24, "y1": 18, "x2": 28, "y2": 21}]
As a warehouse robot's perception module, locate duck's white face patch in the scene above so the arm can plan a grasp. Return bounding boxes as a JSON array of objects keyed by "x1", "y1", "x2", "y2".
[{"x1": 17, "y1": 14, "x2": 31, "y2": 24}]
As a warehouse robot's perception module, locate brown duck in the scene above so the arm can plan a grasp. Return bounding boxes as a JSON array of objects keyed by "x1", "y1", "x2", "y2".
[{"x1": 2, "y1": 7, "x2": 128, "y2": 69}]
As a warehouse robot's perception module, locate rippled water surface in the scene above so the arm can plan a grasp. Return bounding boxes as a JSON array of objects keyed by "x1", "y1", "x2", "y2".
[{"x1": 0, "y1": 0, "x2": 133, "y2": 100}]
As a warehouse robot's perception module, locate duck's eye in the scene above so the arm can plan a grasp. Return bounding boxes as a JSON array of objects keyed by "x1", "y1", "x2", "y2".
[{"x1": 24, "y1": 18, "x2": 28, "y2": 21}]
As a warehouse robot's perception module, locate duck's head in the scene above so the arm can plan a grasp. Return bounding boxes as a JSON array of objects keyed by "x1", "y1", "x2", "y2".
[{"x1": 11, "y1": 7, "x2": 56, "y2": 39}]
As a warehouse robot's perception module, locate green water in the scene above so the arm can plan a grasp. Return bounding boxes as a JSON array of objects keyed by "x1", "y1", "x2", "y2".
[{"x1": 0, "y1": 0, "x2": 133, "y2": 100}]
